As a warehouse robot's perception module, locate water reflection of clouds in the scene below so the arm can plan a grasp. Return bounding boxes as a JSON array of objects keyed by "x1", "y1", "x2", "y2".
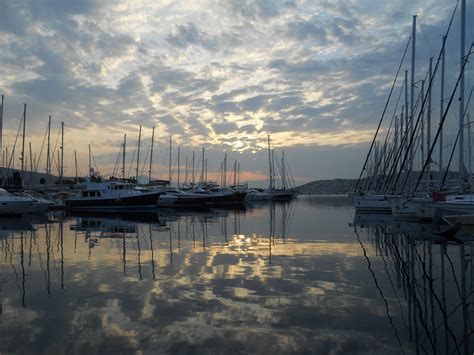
[{"x1": 6, "y1": 200, "x2": 469, "y2": 353}]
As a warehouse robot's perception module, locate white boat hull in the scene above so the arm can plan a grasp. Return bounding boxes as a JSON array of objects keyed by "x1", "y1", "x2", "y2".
[
  {"x1": 353, "y1": 195, "x2": 391, "y2": 213},
  {"x1": 391, "y1": 197, "x2": 432, "y2": 220},
  {"x1": 0, "y1": 199, "x2": 34, "y2": 215}
]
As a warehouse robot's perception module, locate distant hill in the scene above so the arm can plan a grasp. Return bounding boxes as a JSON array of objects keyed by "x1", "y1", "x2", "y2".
[{"x1": 295, "y1": 179, "x2": 357, "y2": 195}]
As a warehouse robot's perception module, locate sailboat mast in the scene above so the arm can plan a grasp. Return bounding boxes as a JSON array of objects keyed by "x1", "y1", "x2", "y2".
[
  {"x1": 74, "y1": 150, "x2": 78, "y2": 183},
  {"x1": 220, "y1": 162, "x2": 223, "y2": 186},
  {"x1": 205, "y1": 158, "x2": 207, "y2": 182},
  {"x1": 404, "y1": 70, "x2": 409, "y2": 168},
  {"x1": 421, "y1": 79, "x2": 425, "y2": 164},
  {"x1": 148, "y1": 127, "x2": 155, "y2": 183},
  {"x1": 468, "y1": 113, "x2": 472, "y2": 175},
  {"x1": 88, "y1": 144, "x2": 91, "y2": 176},
  {"x1": 272, "y1": 149, "x2": 275, "y2": 190},
  {"x1": 440, "y1": 36, "x2": 446, "y2": 177},
  {"x1": 427, "y1": 57, "x2": 433, "y2": 181},
  {"x1": 201, "y1": 147, "x2": 204, "y2": 183},
  {"x1": 0, "y1": 95, "x2": 3, "y2": 159},
  {"x1": 185, "y1": 156, "x2": 188, "y2": 184},
  {"x1": 177, "y1": 146, "x2": 180, "y2": 188},
  {"x1": 122, "y1": 134, "x2": 126, "y2": 179},
  {"x1": 410, "y1": 15, "x2": 416, "y2": 177},
  {"x1": 29, "y1": 142, "x2": 33, "y2": 173},
  {"x1": 192, "y1": 150, "x2": 195, "y2": 184},
  {"x1": 169, "y1": 136, "x2": 172, "y2": 185},
  {"x1": 223, "y1": 153, "x2": 227, "y2": 187},
  {"x1": 21, "y1": 104, "x2": 26, "y2": 174},
  {"x1": 459, "y1": 0, "x2": 466, "y2": 178},
  {"x1": 282, "y1": 151, "x2": 286, "y2": 190},
  {"x1": 47, "y1": 116, "x2": 51, "y2": 179},
  {"x1": 136, "y1": 125, "x2": 141, "y2": 182},
  {"x1": 237, "y1": 162, "x2": 240, "y2": 185},
  {"x1": 233, "y1": 160, "x2": 237, "y2": 186},
  {"x1": 267, "y1": 135, "x2": 273, "y2": 190},
  {"x1": 60, "y1": 121, "x2": 64, "y2": 189}
]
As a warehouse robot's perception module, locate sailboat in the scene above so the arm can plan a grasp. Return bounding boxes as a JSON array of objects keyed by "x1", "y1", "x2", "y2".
[{"x1": 392, "y1": 0, "x2": 474, "y2": 221}]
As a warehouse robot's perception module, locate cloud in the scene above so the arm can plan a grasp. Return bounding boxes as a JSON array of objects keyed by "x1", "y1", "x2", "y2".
[
  {"x1": 0, "y1": 0, "x2": 467, "y2": 181},
  {"x1": 166, "y1": 22, "x2": 218, "y2": 51}
]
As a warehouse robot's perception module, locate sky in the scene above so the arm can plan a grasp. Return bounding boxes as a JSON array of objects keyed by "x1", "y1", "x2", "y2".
[{"x1": 0, "y1": 0, "x2": 472, "y2": 186}]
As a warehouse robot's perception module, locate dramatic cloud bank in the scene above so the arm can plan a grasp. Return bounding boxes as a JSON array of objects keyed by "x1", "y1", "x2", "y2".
[{"x1": 0, "y1": 0, "x2": 470, "y2": 184}]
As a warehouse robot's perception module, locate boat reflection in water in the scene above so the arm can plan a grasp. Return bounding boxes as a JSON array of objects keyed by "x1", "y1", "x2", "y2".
[
  {"x1": 1, "y1": 197, "x2": 473, "y2": 353},
  {"x1": 353, "y1": 212, "x2": 474, "y2": 354}
]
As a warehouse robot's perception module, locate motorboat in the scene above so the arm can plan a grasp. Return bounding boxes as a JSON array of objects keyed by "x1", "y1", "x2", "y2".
[
  {"x1": 0, "y1": 188, "x2": 35, "y2": 215},
  {"x1": 64, "y1": 179, "x2": 163, "y2": 211},
  {"x1": 156, "y1": 188, "x2": 210, "y2": 207},
  {"x1": 245, "y1": 189, "x2": 273, "y2": 201}
]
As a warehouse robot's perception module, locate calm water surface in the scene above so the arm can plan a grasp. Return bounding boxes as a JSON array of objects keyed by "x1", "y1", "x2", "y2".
[{"x1": 1, "y1": 196, "x2": 472, "y2": 354}]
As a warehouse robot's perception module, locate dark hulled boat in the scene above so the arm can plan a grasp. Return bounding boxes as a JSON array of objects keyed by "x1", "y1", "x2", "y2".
[{"x1": 65, "y1": 179, "x2": 163, "y2": 211}]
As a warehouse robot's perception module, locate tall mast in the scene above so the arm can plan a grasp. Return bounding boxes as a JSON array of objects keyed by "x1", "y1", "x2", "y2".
[
  {"x1": 88, "y1": 144, "x2": 91, "y2": 176},
  {"x1": 74, "y1": 150, "x2": 78, "y2": 183},
  {"x1": 459, "y1": 0, "x2": 466, "y2": 179},
  {"x1": 469, "y1": 113, "x2": 472, "y2": 175},
  {"x1": 185, "y1": 156, "x2": 188, "y2": 184},
  {"x1": 205, "y1": 158, "x2": 207, "y2": 182},
  {"x1": 0, "y1": 95, "x2": 3, "y2": 159},
  {"x1": 21, "y1": 104, "x2": 26, "y2": 174},
  {"x1": 28, "y1": 142, "x2": 32, "y2": 187},
  {"x1": 29, "y1": 142, "x2": 33, "y2": 173},
  {"x1": 233, "y1": 160, "x2": 237, "y2": 186},
  {"x1": 122, "y1": 134, "x2": 126, "y2": 179},
  {"x1": 400, "y1": 107, "x2": 404, "y2": 174},
  {"x1": 440, "y1": 35, "x2": 446, "y2": 177},
  {"x1": 394, "y1": 117, "x2": 399, "y2": 173},
  {"x1": 60, "y1": 121, "x2": 64, "y2": 189},
  {"x1": 404, "y1": 70, "x2": 409, "y2": 167},
  {"x1": 47, "y1": 116, "x2": 51, "y2": 180},
  {"x1": 168, "y1": 136, "x2": 172, "y2": 185},
  {"x1": 421, "y1": 79, "x2": 425, "y2": 164},
  {"x1": 427, "y1": 57, "x2": 433, "y2": 181},
  {"x1": 282, "y1": 151, "x2": 286, "y2": 190},
  {"x1": 267, "y1": 135, "x2": 273, "y2": 190},
  {"x1": 148, "y1": 127, "x2": 155, "y2": 183},
  {"x1": 177, "y1": 146, "x2": 180, "y2": 188},
  {"x1": 271, "y1": 149, "x2": 275, "y2": 190},
  {"x1": 201, "y1": 147, "x2": 204, "y2": 183},
  {"x1": 223, "y1": 153, "x2": 227, "y2": 187},
  {"x1": 219, "y1": 161, "x2": 224, "y2": 186},
  {"x1": 410, "y1": 15, "x2": 416, "y2": 177},
  {"x1": 192, "y1": 150, "x2": 195, "y2": 184},
  {"x1": 136, "y1": 125, "x2": 141, "y2": 182},
  {"x1": 237, "y1": 162, "x2": 240, "y2": 185}
]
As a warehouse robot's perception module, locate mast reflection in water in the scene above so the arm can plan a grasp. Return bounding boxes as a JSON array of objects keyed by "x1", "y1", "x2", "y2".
[{"x1": 0, "y1": 196, "x2": 472, "y2": 354}]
